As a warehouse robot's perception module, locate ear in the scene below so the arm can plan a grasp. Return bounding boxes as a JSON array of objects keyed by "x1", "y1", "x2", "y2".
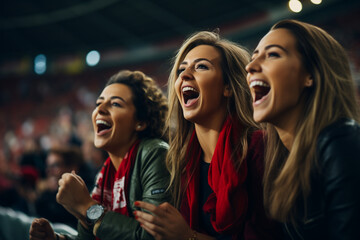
[
  {"x1": 135, "y1": 122, "x2": 147, "y2": 132},
  {"x1": 304, "y1": 75, "x2": 313, "y2": 87},
  {"x1": 223, "y1": 85, "x2": 232, "y2": 97}
]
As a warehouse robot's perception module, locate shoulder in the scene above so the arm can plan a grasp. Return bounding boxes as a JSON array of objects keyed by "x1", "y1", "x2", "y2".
[
  {"x1": 317, "y1": 118, "x2": 360, "y2": 158},
  {"x1": 138, "y1": 138, "x2": 169, "y2": 152},
  {"x1": 318, "y1": 118, "x2": 360, "y2": 148},
  {"x1": 317, "y1": 118, "x2": 360, "y2": 176},
  {"x1": 136, "y1": 138, "x2": 169, "y2": 165}
]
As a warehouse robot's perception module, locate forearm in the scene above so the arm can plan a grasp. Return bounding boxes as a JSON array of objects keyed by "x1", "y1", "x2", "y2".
[
  {"x1": 95, "y1": 211, "x2": 153, "y2": 240},
  {"x1": 61, "y1": 197, "x2": 99, "y2": 229}
]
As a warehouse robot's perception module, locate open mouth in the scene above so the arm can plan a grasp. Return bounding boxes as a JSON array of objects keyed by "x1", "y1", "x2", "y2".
[
  {"x1": 96, "y1": 119, "x2": 112, "y2": 133},
  {"x1": 249, "y1": 80, "x2": 270, "y2": 102},
  {"x1": 182, "y1": 86, "x2": 199, "y2": 105}
]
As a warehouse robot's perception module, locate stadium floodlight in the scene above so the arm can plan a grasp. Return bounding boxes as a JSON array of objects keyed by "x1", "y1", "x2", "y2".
[
  {"x1": 34, "y1": 54, "x2": 46, "y2": 75},
  {"x1": 289, "y1": 0, "x2": 302, "y2": 13},
  {"x1": 311, "y1": 0, "x2": 322, "y2": 5},
  {"x1": 86, "y1": 50, "x2": 100, "y2": 66}
]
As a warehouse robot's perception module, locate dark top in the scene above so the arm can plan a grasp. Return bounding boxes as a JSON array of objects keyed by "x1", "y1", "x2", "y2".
[
  {"x1": 283, "y1": 118, "x2": 360, "y2": 239},
  {"x1": 199, "y1": 160, "x2": 231, "y2": 240}
]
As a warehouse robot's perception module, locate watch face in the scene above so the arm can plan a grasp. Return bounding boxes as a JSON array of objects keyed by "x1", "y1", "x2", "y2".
[{"x1": 87, "y1": 204, "x2": 104, "y2": 221}]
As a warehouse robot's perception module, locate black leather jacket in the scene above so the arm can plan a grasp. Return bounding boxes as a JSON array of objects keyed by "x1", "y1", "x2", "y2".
[{"x1": 283, "y1": 118, "x2": 360, "y2": 240}]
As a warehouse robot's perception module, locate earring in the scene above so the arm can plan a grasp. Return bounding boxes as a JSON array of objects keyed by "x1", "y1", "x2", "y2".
[
  {"x1": 224, "y1": 86, "x2": 232, "y2": 97},
  {"x1": 305, "y1": 78, "x2": 313, "y2": 87},
  {"x1": 137, "y1": 125, "x2": 141, "y2": 129}
]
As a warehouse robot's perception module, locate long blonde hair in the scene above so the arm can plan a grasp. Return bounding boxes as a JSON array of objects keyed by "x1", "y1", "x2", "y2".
[
  {"x1": 166, "y1": 31, "x2": 258, "y2": 207},
  {"x1": 263, "y1": 19, "x2": 360, "y2": 222}
]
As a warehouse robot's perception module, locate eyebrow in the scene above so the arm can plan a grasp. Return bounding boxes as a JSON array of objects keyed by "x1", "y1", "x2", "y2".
[
  {"x1": 180, "y1": 58, "x2": 214, "y2": 66},
  {"x1": 97, "y1": 96, "x2": 127, "y2": 103},
  {"x1": 253, "y1": 44, "x2": 288, "y2": 55}
]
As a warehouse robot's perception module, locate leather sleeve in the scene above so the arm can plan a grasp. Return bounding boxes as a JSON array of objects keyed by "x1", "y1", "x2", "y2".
[
  {"x1": 75, "y1": 222, "x2": 94, "y2": 240},
  {"x1": 92, "y1": 138, "x2": 170, "y2": 240},
  {"x1": 319, "y1": 121, "x2": 360, "y2": 240}
]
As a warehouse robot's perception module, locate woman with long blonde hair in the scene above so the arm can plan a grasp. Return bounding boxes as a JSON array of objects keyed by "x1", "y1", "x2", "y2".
[
  {"x1": 134, "y1": 31, "x2": 281, "y2": 239},
  {"x1": 246, "y1": 19, "x2": 360, "y2": 239}
]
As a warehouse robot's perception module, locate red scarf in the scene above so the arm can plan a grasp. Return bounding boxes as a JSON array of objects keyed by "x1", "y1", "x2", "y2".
[
  {"x1": 91, "y1": 140, "x2": 140, "y2": 216},
  {"x1": 180, "y1": 116, "x2": 248, "y2": 237}
]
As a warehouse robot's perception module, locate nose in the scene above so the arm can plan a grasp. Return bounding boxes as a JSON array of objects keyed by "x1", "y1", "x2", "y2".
[
  {"x1": 179, "y1": 66, "x2": 194, "y2": 81},
  {"x1": 245, "y1": 58, "x2": 261, "y2": 74},
  {"x1": 96, "y1": 101, "x2": 109, "y2": 115}
]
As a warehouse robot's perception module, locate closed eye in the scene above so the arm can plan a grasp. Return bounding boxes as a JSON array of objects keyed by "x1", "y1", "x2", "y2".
[
  {"x1": 196, "y1": 63, "x2": 209, "y2": 70},
  {"x1": 177, "y1": 67, "x2": 185, "y2": 76},
  {"x1": 112, "y1": 102, "x2": 122, "y2": 107},
  {"x1": 268, "y1": 52, "x2": 280, "y2": 58}
]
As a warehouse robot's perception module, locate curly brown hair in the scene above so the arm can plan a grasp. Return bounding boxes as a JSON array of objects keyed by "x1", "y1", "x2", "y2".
[{"x1": 106, "y1": 70, "x2": 168, "y2": 140}]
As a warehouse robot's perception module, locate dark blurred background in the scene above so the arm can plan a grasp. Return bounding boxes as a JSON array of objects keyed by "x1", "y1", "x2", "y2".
[{"x1": 0, "y1": 0, "x2": 359, "y2": 225}]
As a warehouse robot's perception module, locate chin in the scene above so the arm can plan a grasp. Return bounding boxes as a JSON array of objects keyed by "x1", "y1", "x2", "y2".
[
  {"x1": 183, "y1": 112, "x2": 196, "y2": 122},
  {"x1": 253, "y1": 113, "x2": 267, "y2": 124},
  {"x1": 94, "y1": 140, "x2": 105, "y2": 149}
]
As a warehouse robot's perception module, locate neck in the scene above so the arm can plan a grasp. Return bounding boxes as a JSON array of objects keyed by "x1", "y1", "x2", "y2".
[
  {"x1": 107, "y1": 137, "x2": 138, "y2": 170},
  {"x1": 274, "y1": 126, "x2": 295, "y2": 151},
  {"x1": 194, "y1": 113, "x2": 227, "y2": 163},
  {"x1": 272, "y1": 96, "x2": 306, "y2": 151},
  {"x1": 273, "y1": 112, "x2": 299, "y2": 151},
  {"x1": 108, "y1": 153, "x2": 123, "y2": 171}
]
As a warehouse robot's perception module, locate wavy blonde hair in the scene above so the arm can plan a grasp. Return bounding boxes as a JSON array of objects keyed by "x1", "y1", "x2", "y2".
[
  {"x1": 263, "y1": 19, "x2": 360, "y2": 222},
  {"x1": 165, "y1": 31, "x2": 258, "y2": 207}
]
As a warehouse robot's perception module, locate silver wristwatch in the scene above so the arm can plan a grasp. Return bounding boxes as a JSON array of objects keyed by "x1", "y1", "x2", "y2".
[{"x1": 86, "y1": 204, "x2": 105, "y2": 226}]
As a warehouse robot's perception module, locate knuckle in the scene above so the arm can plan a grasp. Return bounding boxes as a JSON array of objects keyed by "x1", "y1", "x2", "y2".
[
  {"x1": 162, "y1": 202, "x2": 171, "y2": 208},
  {"x1": 148, "y1": 215, "x2": 156, "y2": 222},
  {"x1": 56, "y1": 193, "x2": 62, "y2": 202}
]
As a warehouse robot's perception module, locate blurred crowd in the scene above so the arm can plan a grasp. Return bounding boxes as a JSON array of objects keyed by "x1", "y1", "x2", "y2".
[
  {"x1": 0, "y1": 108, "x2": 108, "y2": 228},
  {"x1": 0, "y1": 70, "x2": 111, "y2": 228}
]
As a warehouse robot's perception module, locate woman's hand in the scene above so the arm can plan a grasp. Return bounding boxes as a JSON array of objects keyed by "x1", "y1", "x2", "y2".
[
  {"x1": 56, "y1": 170, "x2": 97, "y2": 221},
  {"x1": 29, "y1": 218, "x2": 56, "y2": 240},
  {"x1": 133, "y1": 201, "x2": 193, "y2": 240}
]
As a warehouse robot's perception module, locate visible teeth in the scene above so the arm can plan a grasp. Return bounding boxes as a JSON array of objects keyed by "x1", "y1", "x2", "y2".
[
  {"x1": 96, "y1": 120, "x2": 111, "y2": 126},
  {"x1": 182, "y1": 86, "x2": 198, "y2": 92},
  {"x1": 250, "y1": 80, "x2": 270, "y2": 88}
]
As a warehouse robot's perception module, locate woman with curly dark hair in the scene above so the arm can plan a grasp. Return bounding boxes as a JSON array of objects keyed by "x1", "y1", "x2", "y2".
[{"x1": 29, "y1": 70, "x2": 170, "y2": 240}]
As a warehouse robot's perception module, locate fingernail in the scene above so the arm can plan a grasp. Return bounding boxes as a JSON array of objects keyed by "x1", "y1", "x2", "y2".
[{"x1": 134, "y1": 201, "x2": 140, "y2": 206}]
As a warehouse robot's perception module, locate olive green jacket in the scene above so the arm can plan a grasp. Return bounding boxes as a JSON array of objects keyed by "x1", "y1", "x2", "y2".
[{"x1": 74, "y1": 138, "x2": 170, "y2": 240}]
